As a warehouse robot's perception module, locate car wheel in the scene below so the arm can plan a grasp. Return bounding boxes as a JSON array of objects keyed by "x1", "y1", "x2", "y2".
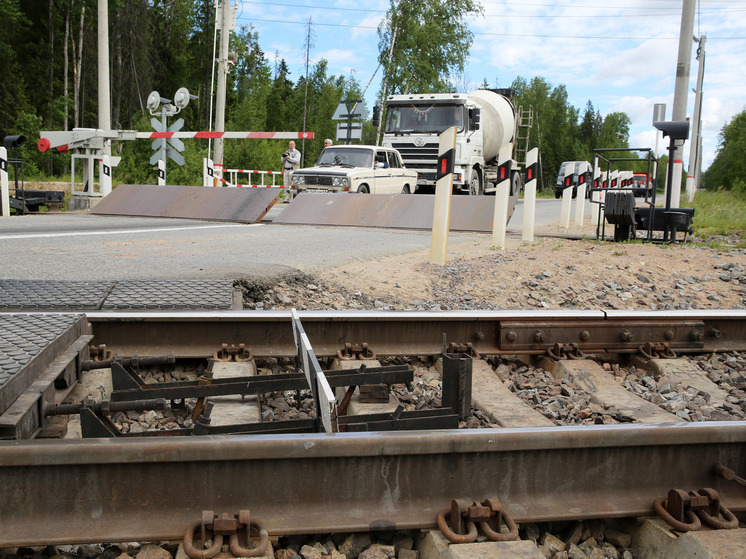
[
  {"x1": 401, "y1": 185, "x2": 410, "y2": 194},
  {"x1": 357, "y1": 184, "x2": 369, "y2": 194},
  {"x1": 555, "y1": 191, "x2": 561, "y2": 199}
]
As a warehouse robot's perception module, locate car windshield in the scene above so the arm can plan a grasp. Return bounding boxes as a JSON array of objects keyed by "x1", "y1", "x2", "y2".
[
  {"x1": 316, "y1": 148, "x2": 374, "y2": 168},
  {"x1": 385, "y1": 104, "x2": 465, "y2": 134}
]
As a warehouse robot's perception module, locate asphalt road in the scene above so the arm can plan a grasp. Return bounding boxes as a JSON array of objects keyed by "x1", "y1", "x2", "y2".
[{"x1": 0, "y1": 198, "x2": 591, "y2": 281}]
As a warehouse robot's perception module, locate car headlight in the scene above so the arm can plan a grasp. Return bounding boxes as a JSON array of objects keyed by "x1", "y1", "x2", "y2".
[
  {"x1": 291, "y1": 175, "x2": 304, "y2": 185},
  {"x1": 333, "y1": 177, "x2": 349, "y2": 187}
]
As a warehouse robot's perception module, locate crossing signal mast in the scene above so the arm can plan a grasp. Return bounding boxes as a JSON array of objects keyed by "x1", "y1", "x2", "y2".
[{"x1": 146, "y1": 88, "x2": 197, "y2": 185}]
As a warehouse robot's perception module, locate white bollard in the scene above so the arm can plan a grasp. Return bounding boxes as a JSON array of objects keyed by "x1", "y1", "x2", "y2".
[
  {"x1": 157, "y1": 160, "x2": 166, "y2": 186},
  {"x1": 591, "y1": 165, "x2": 601, "y2": 225},
  {"x1": 0, "y1": 147, "x2": 8, "y2": 217},
  {"x1": 430, "y1": 127, "x2": 457, "y2": 265},
  {"x1": 575, "y1": 184, "x2": 587, "y2": 227},
  {"x1": 100, "y1": 155, "x2": 112, "y2": 196},
  {"x1": 522, "y1": 148, "x2": 538, "y2": 242},
  {"x1": 491, "y1": 145, "x2": 512, "y2": 249},
  {"x1": 492, "y1": 182, "x2": 510, "y2": 250},
  {"x1": 560, "y1": 185, "x2": 572, "y2": 228}
]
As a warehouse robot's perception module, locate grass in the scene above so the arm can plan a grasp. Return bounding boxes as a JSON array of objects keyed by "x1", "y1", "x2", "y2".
[{"x1": 682, "y1": 188, "x2": 746, "y2": 247}]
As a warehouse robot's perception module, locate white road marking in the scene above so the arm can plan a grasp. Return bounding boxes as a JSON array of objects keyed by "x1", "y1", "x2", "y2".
[{"x1": 0, "y1": 223, "x2": 260, "y2": 241}]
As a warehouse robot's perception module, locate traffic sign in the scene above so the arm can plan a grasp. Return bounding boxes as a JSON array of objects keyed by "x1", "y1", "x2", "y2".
[
  {"x1": 332, "y1": 100, "x2": 368, "y2": 120},
  {"x1": 336, "y1": 122, "x2": 362, "y2": 142}
]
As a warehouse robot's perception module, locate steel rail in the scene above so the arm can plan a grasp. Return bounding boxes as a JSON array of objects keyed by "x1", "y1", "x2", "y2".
[
  {"x1": 79, "y1": 309, "x2": 746, "y2": 357},
  {"x1": 1, "y1": 422, "x2": 745, "y2": 546}
]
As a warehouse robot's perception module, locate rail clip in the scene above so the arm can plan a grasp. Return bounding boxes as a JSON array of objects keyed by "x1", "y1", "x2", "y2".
[
  {"x1": 653, "y1": 488, "x2": 739, "y2": 532},
  {"x1": 214, "y1": 343, "x2": 253, "y2": 362},
  {"x1": 638, "y1": 342, "x2": 677, "y2": 359},
  {"x1": 546, "y1": 343, "x2": 585, "y2": 361},
  {"x1": 183, "y1": 510, "x2": 268, "y2": 559},
  {"x1": 337, "y1": 342, "x2": 376, "y2": 360},
  {"x1": 437, "y1": 499, "x2": 518, "y2": 543}
]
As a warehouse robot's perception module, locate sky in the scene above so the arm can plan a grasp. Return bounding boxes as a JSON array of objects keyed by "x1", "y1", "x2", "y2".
[{"x1": 235, "y1": 0, "x2": 746, "y2": 171}]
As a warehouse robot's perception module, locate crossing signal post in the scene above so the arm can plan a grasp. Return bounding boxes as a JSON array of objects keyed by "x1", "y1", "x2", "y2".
[{"x1": 146, "y1": 88, "x2": 194, "y2": 185}]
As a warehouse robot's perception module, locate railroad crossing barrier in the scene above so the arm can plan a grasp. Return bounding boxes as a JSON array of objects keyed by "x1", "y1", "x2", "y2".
[
  {"x1": 91, "y1": 184, "x2": 279, "y2": 222},
  {"x1": 39, "y1": 128, "x2": 314, "y2": 191},
  {"x1": 274, "y1": 192, "x2": 509, "y2": 233}
]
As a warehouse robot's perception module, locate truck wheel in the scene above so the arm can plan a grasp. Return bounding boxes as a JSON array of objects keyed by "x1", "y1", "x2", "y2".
[
  {"x1": 401, "y1": 185, "x2": 410, "y2": 194},
  {"x1": 469, "y1": 169, "x2": 483, "y2": 196},
  {"x1": 511, "y1": 172, "x2": 522, "y2": 197},
  {"x1": 357, "y1": 184, "x2": 370, "y2": 194}
]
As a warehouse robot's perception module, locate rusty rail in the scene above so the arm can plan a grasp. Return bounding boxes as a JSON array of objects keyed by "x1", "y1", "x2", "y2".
[
  {"x1": 81, "y1": 309, "x2": 746, "y2": 358},
  {"x1": 1, "y1": 422, "x2": 745, "y2": 545}
]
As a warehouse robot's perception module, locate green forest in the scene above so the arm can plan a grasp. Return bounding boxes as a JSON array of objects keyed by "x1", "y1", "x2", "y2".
[{"x1": 0, "y1": 0, "x2": 715, "y2": 191}]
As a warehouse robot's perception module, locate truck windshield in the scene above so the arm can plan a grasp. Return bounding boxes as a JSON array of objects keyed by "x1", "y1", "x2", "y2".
[
  {"x1": 317, "y1": 148, "x2": 373, "y2": 168},
  {"x1": 385, "y1": 104, "x2": 465, "y2": 134}
]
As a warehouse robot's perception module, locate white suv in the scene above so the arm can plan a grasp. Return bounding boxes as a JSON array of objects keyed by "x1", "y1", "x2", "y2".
[{"x1": 290, "y1": 145, "x2": 418, "y2": 194}]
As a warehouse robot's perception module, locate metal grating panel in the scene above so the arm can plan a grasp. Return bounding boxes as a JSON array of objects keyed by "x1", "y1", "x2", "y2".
[
  {"x1": 0, "y1": 314, "x2": 87, "y2": 414},
  {"x1": 0, "y1": 280, "x2": 111, "y2": 311},
  {"x1": 102, "y1": 280, "x2": 234, "y2": 310}
]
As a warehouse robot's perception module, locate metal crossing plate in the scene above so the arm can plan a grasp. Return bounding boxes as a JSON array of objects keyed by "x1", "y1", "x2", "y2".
[
  {"x1": 0, "y1": 280, "x2": 111, "y2": 311},
  {"x1": 101, "y1": 280, "x2": 234, "y2": 310},
  {"x1": 273, "y1": 192, "x2": 498, "y2": 232},
  {"x1": 0, "y1": 314, "x2": 88, "y2": 415},
  {"x1": 92, "y1": 184, "x2": 279, "y2": 223},
  {"x1": 0, "y1": 280, "x2": 236, "y2": 311}
]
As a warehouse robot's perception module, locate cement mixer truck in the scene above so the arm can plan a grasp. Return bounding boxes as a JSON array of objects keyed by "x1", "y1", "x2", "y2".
[{"x1": 381, "y1": 89, "x2": 523, "y2": 201}]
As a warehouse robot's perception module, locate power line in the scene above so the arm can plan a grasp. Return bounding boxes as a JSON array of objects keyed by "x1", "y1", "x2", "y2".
[
  {"x1": 240, "y1": 0, "x2": 746, "y2": 17},
  {"x1": 239, "y1": 16, "x2": 744, "y2": 40}
]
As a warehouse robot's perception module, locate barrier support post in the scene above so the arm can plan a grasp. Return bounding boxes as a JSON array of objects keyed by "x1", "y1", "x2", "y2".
[
  {"x1": 157, "y1": 160, "x2": 166, "y2": 186},
  {"x1": 100, "y1": 155, "x2": 112, "y2": 196}
]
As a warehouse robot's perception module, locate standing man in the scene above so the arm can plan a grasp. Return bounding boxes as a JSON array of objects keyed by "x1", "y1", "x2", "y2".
[{"x1": 282, "y1": 140, "x2": 301, "y2": 202}]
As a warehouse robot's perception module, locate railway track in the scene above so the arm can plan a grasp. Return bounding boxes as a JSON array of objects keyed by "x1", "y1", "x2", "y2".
[{"x1": 1, "y1": 309, "x2": 744, "y2": 556}]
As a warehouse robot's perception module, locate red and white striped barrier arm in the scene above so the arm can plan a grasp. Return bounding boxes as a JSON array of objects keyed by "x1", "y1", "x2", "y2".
[
  {"x1": 38, "y1": 130, "x2": 314, "y2": 152},
  {"x1": 139, "y1": 131, "x2": 314, "y2": 140}
]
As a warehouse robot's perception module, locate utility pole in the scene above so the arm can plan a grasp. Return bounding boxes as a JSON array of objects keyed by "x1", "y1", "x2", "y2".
[
  {"x1": 97, "y1": 0, "x2": 111, "y2": 133},
  {"x1": 375, "y1": 23, "x2": 398, "y2": 146},
  {"x1": 686, "y1": 35, "x2": 706, "y2": 203},
  {"x1": 98, "y1": 0, "x2": 111, "y2": 195},
  {"x1": 669, "y1": 0, "x2": 696, "y2": 208},
  {"x1": 213, "y1": 0, "x2": 234, "y2": 177}
]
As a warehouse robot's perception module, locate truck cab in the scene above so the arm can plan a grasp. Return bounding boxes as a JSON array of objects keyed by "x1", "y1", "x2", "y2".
[{"x1": 382, "y1": 90, "x2": 520, "y2": 199}]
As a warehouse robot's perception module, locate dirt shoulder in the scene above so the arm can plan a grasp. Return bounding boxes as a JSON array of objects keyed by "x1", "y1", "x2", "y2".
[{"x1": 297, "y1": 226, "x2": 746, "y2": 311}]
